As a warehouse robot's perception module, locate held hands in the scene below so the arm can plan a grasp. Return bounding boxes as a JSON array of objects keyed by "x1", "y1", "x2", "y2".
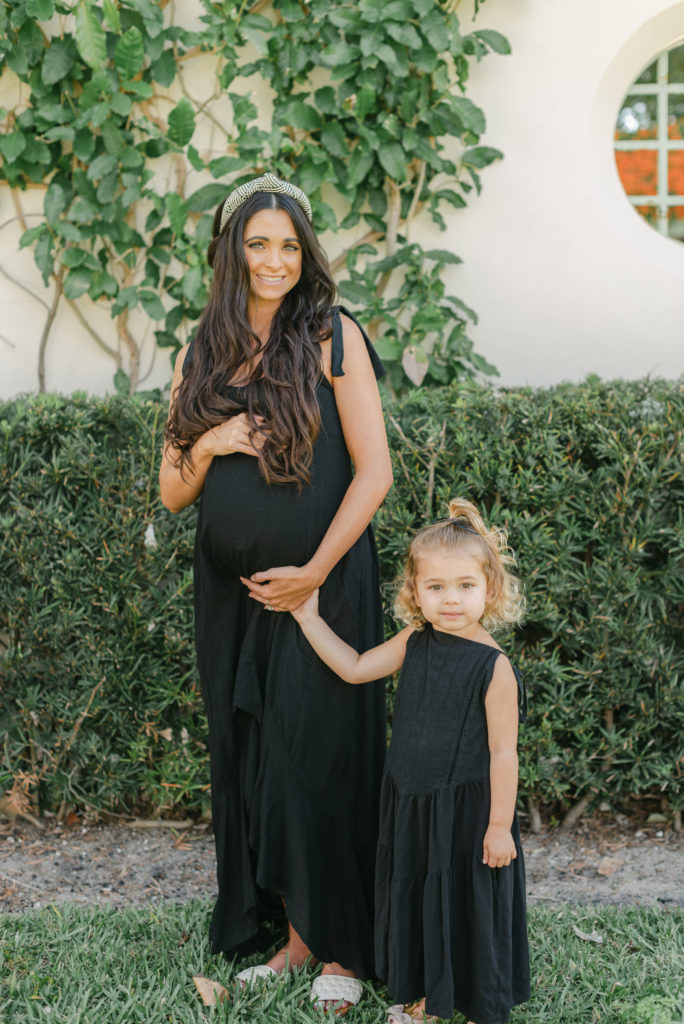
[
  {"x1": 199, "y1": 413, "x2": 266, "y2": 458},
  {"x1": 482, "y1": 825, "x2": 518, "y2": 868},
  {"x1": 240, "y1": 566, "x2": 322, "y2": 613},
  {"x1": 289, "y1": 589, "x2": 319, "y2": 624}
]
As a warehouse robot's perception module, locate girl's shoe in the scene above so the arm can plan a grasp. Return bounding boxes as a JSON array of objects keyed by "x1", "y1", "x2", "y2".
[{"x1": 387, "y1": 1000, "x2": 440, "y2": 1023}]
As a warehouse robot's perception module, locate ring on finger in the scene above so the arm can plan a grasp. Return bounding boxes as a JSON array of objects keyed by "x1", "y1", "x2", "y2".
[{"x1": 265, "y1": 602, "x2": 273, "y2": 611}]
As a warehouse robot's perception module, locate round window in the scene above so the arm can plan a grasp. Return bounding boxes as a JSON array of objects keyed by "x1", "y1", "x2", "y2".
[{"x1": 614, "y1": 42, "x2": 684, "y2": 241}]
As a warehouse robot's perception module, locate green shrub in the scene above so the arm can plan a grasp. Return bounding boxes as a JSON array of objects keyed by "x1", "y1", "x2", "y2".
[{"x1": 0, "y1": 378, "x2": 681, "y2": 822}]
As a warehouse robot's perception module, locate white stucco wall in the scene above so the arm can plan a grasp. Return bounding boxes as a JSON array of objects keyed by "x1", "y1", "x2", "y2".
[
  {"x1": 439, "y1": 0, "x2": 684, "y2": 385},
  {"x1": 0, "y1": 0, "x2": 682, "y2": 396}
]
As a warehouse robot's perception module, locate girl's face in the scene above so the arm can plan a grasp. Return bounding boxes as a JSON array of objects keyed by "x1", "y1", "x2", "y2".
[
  {"x1": 413, "y1": 547, "x2": 490, "y2": 639},
  {"x1": 243, "y1": 208, "x2": 302, "y2": 307}
]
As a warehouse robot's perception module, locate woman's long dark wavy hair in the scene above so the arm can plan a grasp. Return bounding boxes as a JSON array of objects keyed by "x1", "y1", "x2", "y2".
[{"x1": 165, "y1": 190, "x2": 337, "y2": 487}]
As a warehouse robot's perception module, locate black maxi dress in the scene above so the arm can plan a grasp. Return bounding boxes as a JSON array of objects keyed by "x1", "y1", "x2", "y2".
[
  {"x1": 375, "y1": 625, "x2": 530, "y2": 1024},
  {"x1": 187, "y1": 308, "x2": 386, "y2": 978}
]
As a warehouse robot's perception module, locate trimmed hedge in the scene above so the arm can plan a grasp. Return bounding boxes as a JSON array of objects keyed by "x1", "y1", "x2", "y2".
[{"x1": 1, "y1": 378, "x2": 682, "y2": 823}]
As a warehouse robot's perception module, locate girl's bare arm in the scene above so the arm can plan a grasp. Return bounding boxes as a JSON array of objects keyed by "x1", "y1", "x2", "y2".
[
  {"x1": 483, "y1": 654, "x2": 520, "y2": 868},
  {"x1": 291, "y1": 592, "x2": 411, "y2": 683}
]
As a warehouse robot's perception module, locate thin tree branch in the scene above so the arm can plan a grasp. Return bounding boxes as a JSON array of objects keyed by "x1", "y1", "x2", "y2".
[
  {"x1": 65, "y1": 298, "x2": 120, "y2": 362},
  {"x1": 0, "y1": 263, "x2": 50, "y2": 311},
  {"x1": 38, "y1": 267, "x2": 65, "y2": 392},
  {"x1": 11, "y1": 189, "x2": 28, "y2": 233},
  {"x1": 117, "y1": 308, "x2": 141, "y2": 390},
  {"x1": 329, "y1": 229, "x2": 383, "y2": 274},
  {"x1": 375, "y1": 178, "x2": 402, "y2": 300},
  {"x1": 405, "y1": 160, "x2": 427, "y2": 239},
  {"x1": 0, "y1": 212, "x2": 45, "y2": 234}
]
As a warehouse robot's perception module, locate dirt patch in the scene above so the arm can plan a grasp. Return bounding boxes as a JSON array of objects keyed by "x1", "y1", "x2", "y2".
[{"x1": 0, "y1": 813, "x2": 682, "y2": 916}]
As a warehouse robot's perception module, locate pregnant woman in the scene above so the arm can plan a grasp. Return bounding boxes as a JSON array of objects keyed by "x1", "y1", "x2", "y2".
[{"x1": 159, "y1": 174, "x2": 392, "y2": 1014}]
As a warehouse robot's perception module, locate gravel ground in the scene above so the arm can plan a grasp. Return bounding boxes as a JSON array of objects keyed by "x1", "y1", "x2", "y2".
[{"x1": 1, "y1": 813, "x2": 682, "y2": 916}]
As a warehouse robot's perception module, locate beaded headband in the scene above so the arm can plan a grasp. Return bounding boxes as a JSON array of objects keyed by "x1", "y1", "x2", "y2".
[{"x1": 219, "y1": 173, "x2": 313, "y2": 232}]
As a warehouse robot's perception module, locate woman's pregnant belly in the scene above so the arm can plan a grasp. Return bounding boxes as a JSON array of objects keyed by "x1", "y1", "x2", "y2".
[{"x1": 198, "y1": 452, "x2": 346, "y2": 579}]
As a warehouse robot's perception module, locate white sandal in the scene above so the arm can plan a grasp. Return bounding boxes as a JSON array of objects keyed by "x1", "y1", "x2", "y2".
[
  {"x1": 310, "y1": 974, "x2": 363, "y2": 1015},
  {"x1": 387, "y1": 1007, "x2": 413, "y2": 1024},
  {"x1": 235, "y1": 963, "x2": 278, "y2": 987}
]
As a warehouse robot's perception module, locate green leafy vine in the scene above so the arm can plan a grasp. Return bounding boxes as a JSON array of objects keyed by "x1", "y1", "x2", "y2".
[{"x1": 0, "y1": 0, "x2": 508, "y2": 392}]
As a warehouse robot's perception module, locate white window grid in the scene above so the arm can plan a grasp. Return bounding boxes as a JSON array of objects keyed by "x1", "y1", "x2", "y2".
[{"x1": 614, "y1": 49, "x2": 684, "y2": 236}]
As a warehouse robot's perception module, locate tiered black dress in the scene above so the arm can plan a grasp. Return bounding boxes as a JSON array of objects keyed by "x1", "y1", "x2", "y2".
[
  {"x1": 187, "y1": 309, "x2": 386, "y2": 978},
  {"x1": 375, "y1": 625, "x2": 530, "y2": 1024}
]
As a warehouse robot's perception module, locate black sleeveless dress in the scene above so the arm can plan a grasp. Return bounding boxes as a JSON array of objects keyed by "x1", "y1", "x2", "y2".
[
  {"x1": 375, "y1": 625, "x2": 530, "y2": 1023},
  {"x1": 187, "y1": 308, "x2": 386, "y2": 977}
]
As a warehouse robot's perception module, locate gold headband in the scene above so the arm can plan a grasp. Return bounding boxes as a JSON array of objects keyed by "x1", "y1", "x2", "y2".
[{"x1": 219, "y1": 173, "x2": 313, "y2": 232}]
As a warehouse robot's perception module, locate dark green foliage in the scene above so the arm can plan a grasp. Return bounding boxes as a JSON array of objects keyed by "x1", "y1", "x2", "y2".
[
  {"x1": 0, "y1": 394, "x2": 204, "y2": 816},
  {"x1": 0, "y1": 378, "x2": 681, "y2": 819},
  {"x1": 375, "y1": 377, "x2": 683, "y2": 815}
]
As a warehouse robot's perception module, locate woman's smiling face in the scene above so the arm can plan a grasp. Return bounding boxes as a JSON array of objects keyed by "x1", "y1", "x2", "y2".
[{"x1": 243, "y1": 207, "x2": 302, "y2": 307}]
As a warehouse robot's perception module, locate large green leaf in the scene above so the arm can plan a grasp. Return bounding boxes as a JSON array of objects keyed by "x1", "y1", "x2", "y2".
[
  {"x1": 385, "y1": 22, "x2": 423, "y2": 50},
  {"x1": 471, "y1": 29, "x2": 511, "y2": 55},
  {"x1": 0, "y1": 132, "x2": 26, "y2": 162},
  {"x1": 114, "y1": 28, "x2": 145, "y2": 80},
  {"x1": 74, "y1": 0, "x2": 107, "y2": 70},
  {"x1": 42, "y1": 39, "x2": 76, "y2": 85},
  {"x1": 167, "y1": 98, "x2": 196, "y2": 148},
  {"x1": 186, "y1": 184, "x2": 230, "y2": 213},
  {"x1": 449, "y1": 96, "x2": 486, "y2": 135},
  {"x1": 87, "y1": 153, "x2": 118, "y2": 181},
  {"x1": 321, "y1": 122, "x2": 349, "y2": 160},
  {"x1": 462, "y1": 146, "x2": 503, "y2": 169},
  {"x1": 378, "y1": 141, "x2": 407, "y2": 182},
  {"x1": 138, "y1": 289, "x2": 166, "y2": 320},
  {"x1": 375, "y1": 42, "x2": 409, "y2": 77},
  {"x1": 355, "y1": 85, "x2": 376, "y2": 122},
  {"x1": 166, "y1": 194, "x2": 187, "y2": 237},
  {"x1": 124, "y1": 0, "x2": 164, "y2": 38},
  {"x1": 64, "y1": 266, "x2": 94, "y2": 299},
  {"x1": 321, "y1": 40, "x2": 360, "y2": 67},
  {"x1": 101, "y1": 0, "x2": 121, "y2": 33},
  {"x1": 34, "y1": 232, "x2": 54, "y2": 283},
  {"x1": 26, "y1": 0, "x2": 55, "y2": 18},
  {"x1": 44, "y1": 182, "x2": 69, "y2": 224},
  {"x1": 278, "y1": 99, "x2": 322, "y2": 132},
  {"x1": 180, "y1": 266, "x2": 204, "y2": 304},
  {"x1": 424, "y1": 249, "x2": 463, "y2": 265},
  {"x1": 149, "y1": 49, "x2": 176, "y2": 88}
]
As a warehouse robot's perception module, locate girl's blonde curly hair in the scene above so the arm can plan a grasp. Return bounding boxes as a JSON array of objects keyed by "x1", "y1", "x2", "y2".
[{"x1": 394, "y1": 497, "x2": 525, "y2": 633}]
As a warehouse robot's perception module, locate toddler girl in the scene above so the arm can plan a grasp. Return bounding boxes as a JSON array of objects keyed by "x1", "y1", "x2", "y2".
[{"x1": 291, "y1": 498, "x2": 530, "y2": 1023}]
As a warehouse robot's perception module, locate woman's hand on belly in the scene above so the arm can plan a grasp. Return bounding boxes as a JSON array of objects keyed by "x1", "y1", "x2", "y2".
[
  {"x1": 199, "y1": 412, "x2": 266, "y2": 458},
  {"x1": 240, "y1": 563, "x2": 323, "y2": 612}
]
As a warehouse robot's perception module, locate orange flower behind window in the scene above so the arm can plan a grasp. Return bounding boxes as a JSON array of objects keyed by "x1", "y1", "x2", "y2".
[{"x1": 615, "y1": 148, "x2": 658, "y2": 195}]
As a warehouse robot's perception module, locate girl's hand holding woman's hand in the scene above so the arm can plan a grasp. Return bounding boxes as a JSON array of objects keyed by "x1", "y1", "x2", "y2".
[
  {"x1": 198, "y1": 413, "x2": 266, "y2": 458},
  {"x1": 289, "y1": 589, "x2": 319, "y2": 623},
  {"x1": 482, "y1": 825, "x2": 518, "y2": 868},
  {"x1": 240, "y1": 565, "x2": 322, "y2": 613}
]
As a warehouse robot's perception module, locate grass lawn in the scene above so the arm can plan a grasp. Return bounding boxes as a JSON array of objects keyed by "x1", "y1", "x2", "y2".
[{"x1": 0, "y1": 902, "x2": 682, "y2": 1023}]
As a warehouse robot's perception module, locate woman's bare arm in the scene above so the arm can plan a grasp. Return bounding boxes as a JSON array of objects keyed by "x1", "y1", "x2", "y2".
[
  {"x1": 159, "y1": 346, "x2": 263, "y2": 513},
  {"x1": 241, "y1": 314, "x2": 393, "y2": 610}
]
